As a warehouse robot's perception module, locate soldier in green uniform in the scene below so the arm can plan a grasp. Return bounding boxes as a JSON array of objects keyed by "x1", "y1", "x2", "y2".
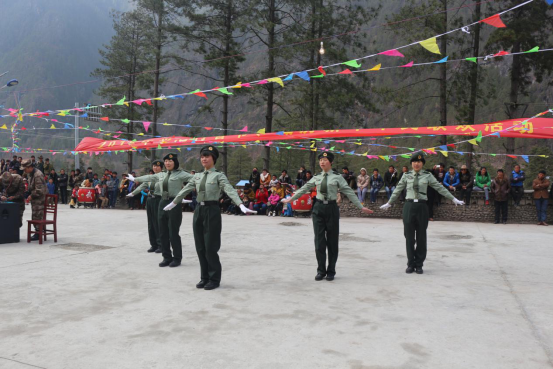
[
  {"x1": 164, "y1": 145, "x2": 256, "y2": 290},
  {"x1": 127, "y1": 160, "x2": 164, "y2": 253},
  {"x1": 128, "y1": 154, "x2": 193, "y2": 268},
  {"x1": 21, "y1": 159, "x2": 47, "y2": 241},
  {"x1": 380, "y1": 151, "x2": 464, "y2": 274},
  {"x1": 282, "y1": 152, "x2": 374, "y2": 281}
]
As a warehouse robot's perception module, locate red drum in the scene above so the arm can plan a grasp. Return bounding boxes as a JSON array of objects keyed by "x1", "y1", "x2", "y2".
[
  {"x1": 78, "y1": 188, "x2": 96, "y2": 204},
  {"x1": 291, "y1": 193, "x2": 313, "y2": 212}
]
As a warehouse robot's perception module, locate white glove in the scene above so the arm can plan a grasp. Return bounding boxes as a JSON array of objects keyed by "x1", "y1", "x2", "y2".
[
  {"x1": 181, "y1": 199, "x2": 192, "y2": 204},
  {"x1": 163, "y1": 202, "x2": 177, "y2": 211},
  {"x1": 127, "y1": 174, "x2": 135, "y2": 181},
  {"x1": 380, "y1": 203, "x2": 392, "y2": 210},
  {"x1": 126, "y1": 193, "x2": 134, "y2": 197},
  {"x1": 452, "y1": 198, "x2": 465, "y2": 206},
  {"x1": 240, "y1": 204, "x2": 257, "y2": 214}
]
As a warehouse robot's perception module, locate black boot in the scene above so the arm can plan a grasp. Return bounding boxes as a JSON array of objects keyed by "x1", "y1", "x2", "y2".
[
  {"x1": 315, "y1": 273, "x2": 325, "y2": 281},
  {"x1": 204, "y1": 281, "x2": 220, "y2": 290},
  {"x1": 159, "y1": 259, "x2": 172, "y2": 267},
  {"x1": 415, "y1": 267, "x2": 423, "y2": 274},
  {"x1": 30, "y1": 233, "x2": 40, "y2": 241},
  {"x1": 147, "y1": 247, "x2": 157, "y2": 253},
  {"x1": 169, "y1": 259, "x2": 181, "y2": 268},
  {"x1": 406, "y1": 266, "x2": 415, "y2": 274},
  {"x1": 196, "y1": 280, "x2": 208, "y2": 289}
]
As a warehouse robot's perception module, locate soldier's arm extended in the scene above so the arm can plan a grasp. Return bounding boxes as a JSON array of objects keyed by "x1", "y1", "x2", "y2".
[
  {"x1": 173, "y1": 170, "x2": 194, "y2": 183},
  {"x1": 173, "y1": 176, "x2": 198, "y2": 204},
  {"x1": 388, "y1": 174, "x2": 408, "y2": 204},
  {"x1": 32, "y1": 174, "x2": 47, "y2": 199},
  {"x1": 218, "y1": 174, "x2": 243, "y2": 206},
  {"x1": 428, "y1": 175, "x2": 455, "y2": 200},
  {"x1": 131, "y1": 182, "x2": 149, "y2": 196},
  {"x1": 337, "y1": 176, "x2": 363, "y2": 209},
  {"x1": 289, "y1": 177, "x2": 317, "y2": 201},
  {"x1": 135, "y1": 173, "x2": 161, "y2": 183}
]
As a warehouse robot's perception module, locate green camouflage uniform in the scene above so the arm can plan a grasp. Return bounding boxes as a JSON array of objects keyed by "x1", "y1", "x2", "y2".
[{"x1": 1, "y1": 172, "x2": 26, "y2": 227}]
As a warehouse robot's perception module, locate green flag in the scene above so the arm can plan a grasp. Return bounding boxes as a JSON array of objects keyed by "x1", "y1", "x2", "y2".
[{"x1": 343, "y1": 60, "x2": 362, "y2": 68}]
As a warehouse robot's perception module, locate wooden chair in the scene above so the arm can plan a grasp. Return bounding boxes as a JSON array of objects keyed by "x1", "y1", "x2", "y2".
[{"x1": 27, "y1": 194, "x2": 58, "y2": 244}]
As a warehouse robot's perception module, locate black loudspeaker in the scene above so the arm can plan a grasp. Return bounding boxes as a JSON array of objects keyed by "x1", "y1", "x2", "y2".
[{"x1": 0, "y1": 203, "x2": 20, "y2": 244}]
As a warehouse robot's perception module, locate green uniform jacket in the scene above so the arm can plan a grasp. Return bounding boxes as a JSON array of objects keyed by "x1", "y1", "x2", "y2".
[
  {"x1": 131, "y1": 181, "x2": 162, "y2": 197},
  {"x1": 135, "y1": 170, "x2": 193, "y2": 199},
  {"x1": 291, "y1": 170, "x2": 364, "y2": 210},
  {"x1": 174, "y1": 167, "x2": 242, "y2": 205},
  {"x1": 389, "y1": 170, "x2": 455, "y2": 204}
]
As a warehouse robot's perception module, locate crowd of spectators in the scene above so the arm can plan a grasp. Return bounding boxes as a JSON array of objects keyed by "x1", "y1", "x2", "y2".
[{"x1": 1, "y1": 156, "x2": 552, "y2": 225}]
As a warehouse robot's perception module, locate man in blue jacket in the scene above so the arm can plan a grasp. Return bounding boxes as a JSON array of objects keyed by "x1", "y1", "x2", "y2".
[
  {"x1": 443, "y1": 166, "x2": 460, "y2": 193},
  {"x1": 510, "y1": 164, "x2": 526, "y2": 206}
]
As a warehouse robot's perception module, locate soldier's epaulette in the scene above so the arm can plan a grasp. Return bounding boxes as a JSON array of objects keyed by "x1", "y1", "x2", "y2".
[
  {"x1": 332, "y1": 170, "x2": 340, "y2": 175},
  {"x1": 423, "y1": 170, "x2": 431, "y2": 174}
]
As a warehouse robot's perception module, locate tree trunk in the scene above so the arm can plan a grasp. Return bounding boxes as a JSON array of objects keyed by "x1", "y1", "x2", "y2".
[
  {"x1": 465, "y1": 1, "x2": 481, "y2": 168},
  {"x1": 263, "y1": 0, "x2": 276, "y2": 172},
  {"x1": 221, "y1": 0, "x2": 233, "y2": 174},
  {"x1": 506, "y1": 40, "x2": 522, "y2": 168},
  {"x1": 439, "y1": 0, "x2": 447, "y2": 152},
  {"x1": 152, "y1": 0, "x2": 164, "y2": 159}
]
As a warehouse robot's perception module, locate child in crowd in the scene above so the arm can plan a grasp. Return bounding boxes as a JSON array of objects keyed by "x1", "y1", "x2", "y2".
[
  {"x1": 267, "y1": 189, "x2": 281, "y2": 216},
  {"x1": 70, "y1": 185, "x2": 81, "y2": 209},
  {"x1": 269, "y1": 175, "x2": 279, "y2": 189},
  {"x1": 281, "y1": 187, "x2": 294, "y2": 217}
]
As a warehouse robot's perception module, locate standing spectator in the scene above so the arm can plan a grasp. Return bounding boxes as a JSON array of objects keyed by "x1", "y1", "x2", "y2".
[
  {"x1": 398, "y1": 165, "x2": 409, "y2": 202},
  {"x1": 43, "y1": 158, "x2": 54, "y2": 174},
  {"x1": 36, "y1": 156, "x2": 45, "y2": 173},
  {"x1": 443, "y1": 166, "x2": 460, "y2": 192},
  {"x1": 58, "y1": 169, "x2": 68, "y2": 204},
  {"x1": 260, "y1": 169, "x2": 271, "y2": 188},
  {"x1": 384, "y1": 165, "x2": 399, "y2": 200},
  {"x1": 9, "y1": 155, "x2": 20, "y2": 174},
  {"x1": 68, "y1": 169, "x2": 76, "y2": 189},
  {"x1": 342, "y1": 167, "x2": 356, "y2": 189},
  {"x1": 532, "y1": 170, "x2": 550, "y2": 226},
  {"x1": 92, "y1": 174, "x2": 100, "y2": 187},
  {"x1": 305, "y1": 171, "x2": 313, "y2": 183},
  {"x1": 474, "y1": 167, "x2": 491, "y2": 205},
  {"x1": 458, "y1": 165, "x2": 474, "y2": 205},
  {"x1": 107, "y1": 174, "x2": 118, "y2": 208},
  {"x1": 120, "y1": 174, "x2": 130, "y2": 198},
  {"x1": 253, "y1": 183, "x2": 269, "y2": 214},
  {"x1": 97, "y1": 183, "x2": 109, "y2": 209},
  {"x1": 279, "y1": 170, "x2": 292, "y2": 185},
  {"x1": 369, "y1": 168, "x2": 384, "y2": 204},
  {"x1": 30, "y1": 155, "x2": 37, "y2": 168},
  {"x1": 47, "y1": 178, "x2": 56, "y2": 195},
  {"x1": 296, "y1": 166, "x2": 307, "y2": 188},
  {"x1": 510, "y1": 164, "x2": 526, "y2": 206},
  {"x1": 74, "y1": 168, "x2": 85, "y2": 184},
  {"x1": 84, "y1": 167, "x2": 94, "y2": 182},
  {"x1": 249, "y1": 167, "x2": 261, "y2": 192},
  {"x1": 49, "y1": 169, "x2": 59, "y2": 194},
  {"x1": 491, "y1": 169, "x2": 511, "y2": 224},
  {"x1": 356, "y1": 168, "x2": 370, "y2": 204}
]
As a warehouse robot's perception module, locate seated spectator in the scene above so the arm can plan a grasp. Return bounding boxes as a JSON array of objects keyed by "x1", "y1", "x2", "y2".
[
  {"x1": 243, "y1": 183, "x2": 256, "y2": 211},
  {"x1": 491, "y1": 169, "x2": 511, "y2": 224},
  {"x1": 369, "y1": 169, "x2": 384, "y2": 204},
  {"x1": 97, "y1": 183, "x2": 109, "y2": 209},
  {"x1": 384, "y1": 165, "x2": 398, "y2": 200},
  {"x1": 267, "y1": 189, "x2": 281, "y2": 216},
  {"x1": 342, "y1": 167, "x2": 356, "y2": 189},
  {"x1": 281, "y1": 187, "x2": 294, "y2": 217},
  {"x1": 269, "y1": 175, "x2": 279, "y2": 189},
  {"x1": 253, "y1": 184, "x2": 269, "y2": 214},
  {"x1": 275, "y1": 182, "x2": 285, "y2": 198},
  {"x1": 444, "y1": 166, "x2": 460, "y2": 192},
  {"x1": 532, "y1": 170, "x2": 550, "y2": 226},
  {"x1": 219, "y1": 192, "x2": 232, "y2": 213},
  {"x1": 260, "y1": 169, "x2": 271, "y2": 188},
  {"x1": 227, "y1": 189, "x2": 243, "y2": 215},
  {"x1": 250, "y1": 167, "x2": 260, "y2": 192},
  {"x1": 279, "y1": 170, "x2": 292, "y2": 185},
  {"x1": 305, "y1": 170, "x2": 313, "y2": 183},
  {"x1": 296, "y1": 166, "x2": 307, "y2": 188},
  {"x1": 458, "y1": 165, "x2": 473, "y2": 205},
  {"x1": 474, "y1": 167, "x2": 491, "y2": 205},
  {"x1": 398, "y1": 165, "x2": 409, "y2": 202},
  {"x1": 510, "y1": 164, "x2": 526, "y2": 206},
  {"x1": 356, "y1": 168, "x2": 370, "y2": 204}
]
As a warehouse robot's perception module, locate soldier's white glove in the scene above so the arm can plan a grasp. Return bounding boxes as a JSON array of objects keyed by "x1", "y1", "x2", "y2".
[
  {"x1": 127, "y1": 174, "x2": 135, "y2": 181},
  {"x1": 163, "y1": 202, "x2": 177, "y2": 211},
  {"x1": 181, "y1": 199, "x2": 192, "y2": 204},
  {"x1": 380, "y1": 203, "x2": 392, "y2": 210},
  {"x1": 126, "y1": 193, "x2": 134, "y2": 198},
  {"x1": 240, "y1": 204, "x2": 257, "y2": 214},
  {"x1": 452, "y1": 198, "x2": 465, "y2": 206}
]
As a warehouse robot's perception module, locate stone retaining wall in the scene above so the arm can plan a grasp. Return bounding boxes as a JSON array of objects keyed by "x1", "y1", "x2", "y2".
[{"x1": 338, "y1": 191, "x2": 553, "y2": 224}]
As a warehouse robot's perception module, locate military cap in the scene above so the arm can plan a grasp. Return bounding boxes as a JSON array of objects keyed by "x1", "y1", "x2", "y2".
[
  {"x1": 1, "y1": 172, "x2": 13, "y2": 187},
  {"x1": 20, "y1": 159, "x2": 34, "y2": 168},
  {"x1": 152, "y1": 159, "x2": 164, "y2": 167},
  {"x1": 200, "y1": 145, "x2": 219, "y2": 162},
  {"x1": 318, "y1": 151, "x2": 334, "y2": 163},
  {"x1": 410, "y1": 151, "x2": 426, "y2": 164}
]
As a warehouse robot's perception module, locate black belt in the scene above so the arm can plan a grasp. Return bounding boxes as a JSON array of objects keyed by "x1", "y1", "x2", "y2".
[
  {"x1": 199, "y1": 201, "x2": 218, "y2": 206},
  {"x1": 406, "y1": 199, "x2": 426, "y2": 203},
  {"x1": 318, "y1": 200, "x2": 336, "y2": 205}
]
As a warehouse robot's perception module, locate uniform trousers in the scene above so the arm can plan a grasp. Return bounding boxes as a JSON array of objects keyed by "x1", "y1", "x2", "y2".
[
  {"x1": 311, "y1": 201, "x2": 340, "y2": 276},
  {"x1": 193, "y1": 203, "x2": 222, "y2": 283},
  {"x1": 158, "y1": 199, "x2": 183, "y2": 261},
  {"x1": 147, "y1": 196, "x2": 161, "y2": 250},
  {"x1": 402, "y1": 201, "x2": 429, "y2": 268}
]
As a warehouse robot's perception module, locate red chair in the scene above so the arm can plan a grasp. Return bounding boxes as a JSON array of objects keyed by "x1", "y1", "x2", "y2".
[{"x1": 27, "y1": 194, "x2": 58, "y2": 244}]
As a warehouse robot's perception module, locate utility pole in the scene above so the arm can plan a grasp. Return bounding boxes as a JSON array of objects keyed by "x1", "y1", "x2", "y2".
[{"x1": 74, "y1": 102, "x2": 79, "y2": 170}]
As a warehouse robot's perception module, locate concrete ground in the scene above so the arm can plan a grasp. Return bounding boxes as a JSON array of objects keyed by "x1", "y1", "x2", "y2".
[{"x1": 1, "y1": 207, "x2": 553, "y2": 369}]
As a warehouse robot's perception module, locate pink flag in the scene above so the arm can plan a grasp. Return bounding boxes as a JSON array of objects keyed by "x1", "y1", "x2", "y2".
[
  {"x1": 239, "y1": 126, "x2": 248, "y2": 132},
  {"x1": 143, "y1": 121, "x2": 151, "y2": 132},
  {"x1": 400, "y1": 61, "x2": 414, "y2": 68},
  {"x1": 378, "y1": 49, "x2": 404, "y2": 57},
  {"x1": 258, "y1": 80, "x2": 268, "y2": 85}
]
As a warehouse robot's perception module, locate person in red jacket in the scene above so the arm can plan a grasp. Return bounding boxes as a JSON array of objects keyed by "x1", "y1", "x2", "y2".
[{"x1": 253, "y1": 183, "x2": 269, "y2": 215}]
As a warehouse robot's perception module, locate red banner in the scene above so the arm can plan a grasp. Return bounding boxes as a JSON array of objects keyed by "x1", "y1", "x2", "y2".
[{"x1": 75, "y1": 118, "x2": 553, "y2": 153}]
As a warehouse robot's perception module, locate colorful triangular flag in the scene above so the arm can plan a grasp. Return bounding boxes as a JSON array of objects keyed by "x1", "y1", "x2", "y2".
[
  {"x1": 479, "y1": 14, "x2": 506, "y2": 28},
  {"x1": 419, "y1": 37, "x2": 441, "y2": 54}
]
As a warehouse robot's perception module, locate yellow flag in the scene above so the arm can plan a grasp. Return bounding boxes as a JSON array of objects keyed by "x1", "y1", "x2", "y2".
[
  {"x1": 468, "y1": 139, "x2": 478, "y2": 146},
  {"x1": 50, "y1": 124, "x2": 56, "y2": 129},
  {"x1": 0, "y1": 124, "x2": 7, "y2": 129},
  {"x1": 257, "y1": 128, "x2": 266, "y2": 134},
  {"x1": 267, "y1": 77, "x2": 284, "y2": 88},
  {"x1": 440, "y1": 150, "x2": 448, "y2": 157},
  {"x1": 419, "y1": 37, "x2": 441, "y2": 54},
  {"x1": 232, "y1": 82, "x2": 242, "y2": 89},
  {"x1": 367, "y1": 64, "x2": 381, "y2": 71},
  {"x1": 177, "y1": 148, "x2": 181, "y2": 152}
]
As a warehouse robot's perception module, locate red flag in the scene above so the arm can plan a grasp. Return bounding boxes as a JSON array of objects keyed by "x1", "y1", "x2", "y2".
[
  {"x1": 338, "y1": 69, "x2": 353, "y2": 75},
  {"x1": 447, "y1": 144, "x2": 456, "y2": 148},
  {"x1": 145, "y1": 99, "x2": 153, "y2": 106},
  {"x1": 480, "y1": 14, "x2": 506, "y2": 28},
  {"x1": 507, "y1": 155, "x2": 517, "y2": 159},
  {"x1": 493, "y1": 51, "x2": 509, "y2": 57},
  {"x1": 100, "y1": 117, "x2": 109, "y2": 122},
  {"x1": 318, "y1": 66, "x2": 326, "y2": 76},
  {"x1": 193, "y1": 91, "x2": 208, "y2": 99}
]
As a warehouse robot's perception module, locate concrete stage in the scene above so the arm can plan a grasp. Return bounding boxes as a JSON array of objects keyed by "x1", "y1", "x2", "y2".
[{"x1": 1, "y1": 207, "x2": 552, "y2": 368}]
